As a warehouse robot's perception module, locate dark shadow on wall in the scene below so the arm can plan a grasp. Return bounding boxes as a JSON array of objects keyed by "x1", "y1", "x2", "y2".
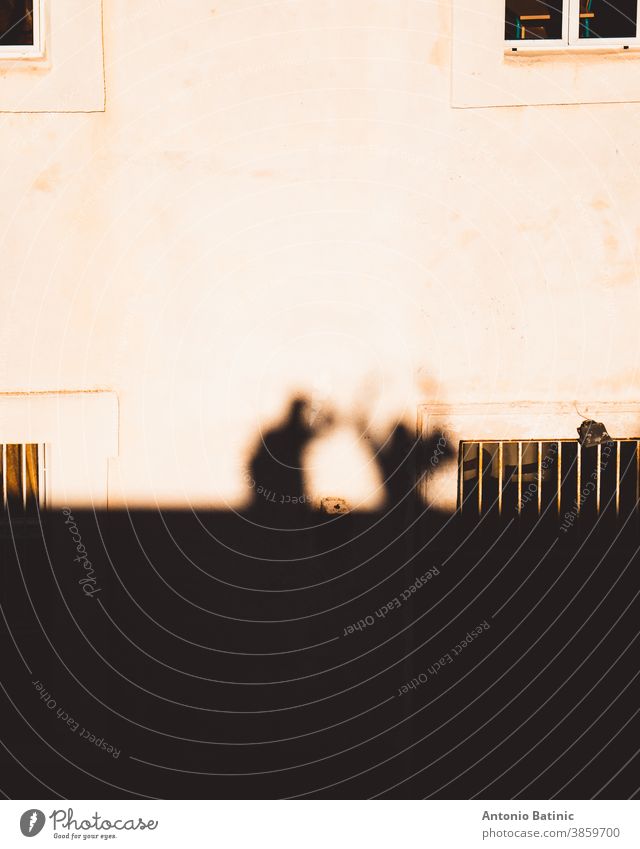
[
  {"x1": 0, "y1": 396, "x2": 639, "y2": 801},
  {"x1": 245, "y1": 395, "x2": 455, "y2": 528},
  {"x1": 364, "y1": 420, "x2": 456, "y2": 522},
  {"x1": 246, "y1": 397, "x2": 330, "y2": 527}
]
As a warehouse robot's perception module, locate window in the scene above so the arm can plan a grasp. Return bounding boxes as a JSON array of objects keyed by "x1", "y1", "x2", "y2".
[
  {"x1": 505, "y1": 0, "x2": 640, "y2": 50},
  {"x1": 0, "y1": 393, "x2": 116, "y2": 509},
  {"x1": 0, "y1": 0, "x2": 43, "y2": 58},
  {"x1": 1, "y1": 443, "x2": 46, "y2": 518}
]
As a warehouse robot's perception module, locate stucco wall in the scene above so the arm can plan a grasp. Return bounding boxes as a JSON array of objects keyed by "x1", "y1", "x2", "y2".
[{"x1": 1, "y1": 0, "x2": 639, "y2": 508}]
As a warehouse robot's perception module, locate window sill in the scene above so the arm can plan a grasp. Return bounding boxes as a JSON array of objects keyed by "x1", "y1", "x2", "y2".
[
  {"x1": 505, "y1": 43, "x2": 638, "y2": 55},
  {"x1": 0, "y1": 47, "x2": 46, "y2": 61}
]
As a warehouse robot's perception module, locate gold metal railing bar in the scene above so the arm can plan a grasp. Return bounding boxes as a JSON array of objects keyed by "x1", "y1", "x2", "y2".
[
  {"x1": 478, "y1": 441, "x2": 483, "y2": 514},
  {"x1": 557, "y1": 441, "x2": 562, "y2": 516},
  {"x1": 39, "y1": 443, "x2": 46, "y2": 510},
  {"x1": 596, "y1": 443, "x2": 601, "y2": 515},
  {"x1": 498, "y1": 441, "x2": 503, "y2": 517},
  {"x1": 576, "y1": 441, "x2": 582, "y2": 518},
  {"x1": 537, "y1": 441, "x2": 542, "y2": 516},
  {"x1": 616, "y1": 441, "x2": 621, "y2": 517},
  {"x1": 517, "y1": 441, "x2": 523, "y2": 515},
  {"x1": 2, "y1": 444, "x2": 6, "y2": 512},
  {"x1": 637, "y1": 441, "x2": 640, "y2": 513},
  {"x1": 21, "y1": 443, "x2": 27, "y2": 512}
]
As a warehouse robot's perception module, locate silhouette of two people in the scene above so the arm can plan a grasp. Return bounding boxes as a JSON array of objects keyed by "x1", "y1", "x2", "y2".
[{"x1": 247, "y1": 397, "x2": 455, "y2": 529}]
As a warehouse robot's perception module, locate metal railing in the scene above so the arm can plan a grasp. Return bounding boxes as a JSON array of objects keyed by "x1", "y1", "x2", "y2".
[
  {"x1": 458, "y1": 439, "x2": 640, "y2": 521},
  {"x1": 1, "y1": 443, "x2": 45, "y2": 517}
]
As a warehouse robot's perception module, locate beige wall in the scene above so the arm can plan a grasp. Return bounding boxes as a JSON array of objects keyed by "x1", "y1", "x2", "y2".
[{"x1": 1, "y1": 0, "x2": 639, "y2": 508}]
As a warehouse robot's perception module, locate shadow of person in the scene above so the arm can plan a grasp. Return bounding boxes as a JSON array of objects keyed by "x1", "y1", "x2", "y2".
[
  {"x1": 246, "y1": 397, "x2": 328, "y2": 529},
  {"x1": 362, "y1": 422, "x2": 456, "y2": 531},
  {"x1": 365, "y1": 424, "x2": 422, "y2": 530}
]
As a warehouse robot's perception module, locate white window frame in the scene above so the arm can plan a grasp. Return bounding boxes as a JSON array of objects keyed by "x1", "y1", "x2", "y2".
[
  {"x1": 505, "y1": 0, "x2": 640, "y2": 52},
  {"x1": 0, "y1": 0, "x2": 45, "y2": 60}
]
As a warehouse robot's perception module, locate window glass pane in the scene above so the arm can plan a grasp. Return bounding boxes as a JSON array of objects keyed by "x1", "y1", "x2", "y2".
[
  {"x1": 0, "y1": 1, "x2": 34, "y2": 47},
  {"x1": 579, "y1": 0, "x2": 637, "y2": 39},
  {"x1": 505, "y1": 0, "x2": 564, "y2": 40}
]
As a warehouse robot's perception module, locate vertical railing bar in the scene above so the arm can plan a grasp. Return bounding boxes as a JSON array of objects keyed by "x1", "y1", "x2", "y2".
[
  {"x1": 537, "y1": 440, "x2": 542, "y2": 516},
  {"x1": 498, "y1": 441, "x2": 503, "y2": 517},
  {"x1": 636, "y1": 441, "x2": 640, "y2": 514},
  {"x1": 576, "y1": 441, "x2": 582, "y2": 517},
  {"x1": 636, "y1": 441, "x2": 640, "y2": 513},
  {"x1": 517, "y1": 441, "x2": 522, "y2": 515},
  {"x1": 458, "y1": 443, "x2": 464, "y2": 514},
  {"x1": 21, "y1": 443, "x2": 27, "y2": 512},
  {"x1": 616, "y1": 440, "x2": 621, "y2": 517},
  {"x1": 2, "y1": 444, "x2": 6, "y2": 512},
  {"x1": 557, "y1": 441, "x2": 562, "y2": 517},
  {"x1": 478, "y1": 441, "x2": 483, "y2": 515},
  {"x1": 36, "y1": 445, "x2": 40, "y2": 509},
  {"x1": 596, "y1": 443, "x2": 601, "y2": 515},
  {"x1": 38, "y1": 444, "x2": 44, "y2": 509}
]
